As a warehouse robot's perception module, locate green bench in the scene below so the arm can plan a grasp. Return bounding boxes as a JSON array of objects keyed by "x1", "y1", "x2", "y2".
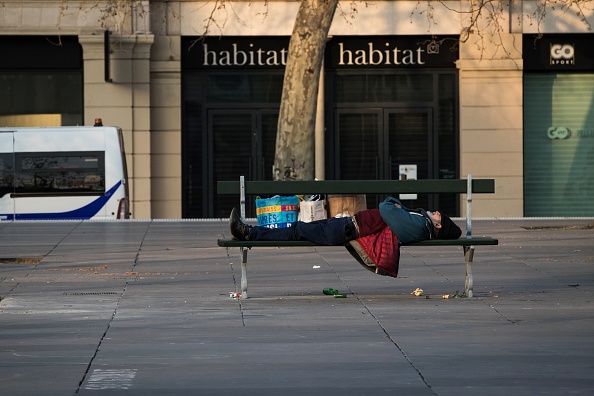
[{"x1": 217, "y1": 175, "x2": 498, "y2": 298}]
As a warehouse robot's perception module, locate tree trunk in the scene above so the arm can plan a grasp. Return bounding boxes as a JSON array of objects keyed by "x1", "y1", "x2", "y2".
[{"x1": 273, "y1": 0, "x2": 338, "y2": 181}]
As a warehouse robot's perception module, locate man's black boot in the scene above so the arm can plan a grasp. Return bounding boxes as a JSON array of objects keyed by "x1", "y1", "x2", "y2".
[{"x1": 229, "y1": 207, "x2": 251, "y2": 240}]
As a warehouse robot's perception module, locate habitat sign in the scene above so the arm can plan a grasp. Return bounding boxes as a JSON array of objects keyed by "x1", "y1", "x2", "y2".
[{"x1": 182, "y1": 36, "x2": 459, "y2": 70}]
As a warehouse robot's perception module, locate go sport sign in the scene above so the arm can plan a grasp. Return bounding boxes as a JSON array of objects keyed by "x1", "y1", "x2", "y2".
[
  {"x1": 550, "y1": 44, "x2": 574, "y2": 65},
  {"x1": 547, "y1": 126, "x2": 594, "y2": 140},
  {"x1": 181, "y1": 36, "x2": 459, "y2": 70},
  {"x1": 523, "y1": 34, "x2": 594, "y2": 71}
]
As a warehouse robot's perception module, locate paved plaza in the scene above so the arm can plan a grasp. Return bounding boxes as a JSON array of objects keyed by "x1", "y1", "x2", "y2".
[{"x1": 0, "y1": 218, "x2": 593, "y2": 395}]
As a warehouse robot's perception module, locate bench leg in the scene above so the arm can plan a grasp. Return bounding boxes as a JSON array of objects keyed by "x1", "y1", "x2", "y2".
[
  {"x1": 240, "y1": 247, "x2": 248, "y2": 299},
  {"x1": 464, "y1": 245, "x2": 475, "y2": 298}
]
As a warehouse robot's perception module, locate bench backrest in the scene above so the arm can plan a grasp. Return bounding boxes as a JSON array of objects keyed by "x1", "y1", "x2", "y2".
[{"x1": 217, "y1": 179, "x2": 495, "y2": 195}]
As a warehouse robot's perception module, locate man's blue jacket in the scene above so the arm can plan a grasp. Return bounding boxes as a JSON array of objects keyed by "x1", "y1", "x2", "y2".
[{"x1": 378, "y1": 197, "x2": 434, "y2": 244}]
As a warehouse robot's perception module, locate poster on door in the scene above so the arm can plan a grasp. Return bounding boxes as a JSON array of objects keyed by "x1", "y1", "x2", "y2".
[{"x1": 399, "y1": 164, "x2": 417, "y2": 200}]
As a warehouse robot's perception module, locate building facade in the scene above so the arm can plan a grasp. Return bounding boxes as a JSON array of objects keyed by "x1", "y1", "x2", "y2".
[{"x1": 1, "y1": 1, "x2": 592, "y2": 219}]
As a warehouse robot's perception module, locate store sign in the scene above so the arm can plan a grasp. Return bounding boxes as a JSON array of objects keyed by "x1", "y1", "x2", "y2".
[
  {"x1": 547, "y1": 127, "x2": 594, "y2": 140},
  {"x1": 182, "y1": 36, "x2": 289, "y2": 69},
  {"x1": 202, "y1": 43, "x2": 288, "y2": 67},
  {"x1": 550, "y1": 44, "x2": 575, "y2": 65},
  {"x1": 327, "y1": 36, "x2": 459, "y2": 68},
  {"x1": 547, "y1": 127, "x2": 571, "y2": 139},
  {"x1": 524, "y1": 34, "x2": 594, "y2": 71},
  {"x1": 181, "y1": 36, "x2": 458, "y2": 70}
]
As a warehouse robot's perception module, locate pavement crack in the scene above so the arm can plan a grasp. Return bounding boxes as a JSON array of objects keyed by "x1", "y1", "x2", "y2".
[
  {"x1": 223, "y1": 247, "x2": 246, "y2": 326},
  {"x1": 74, "y1": 222, "x2": 151, "y2": 394},
  {"x1": 355, "y1": 295, "x2": 437, "y2": 395},
  {"x1": 1, "y1": 222, "x2": 83, "y2": 299},
  {"x1": 318, "y1": 248, "x2": 437, "y2": 395},
  {"x1": 483, "y1": 300, "x2": 519, "y2": 323}
]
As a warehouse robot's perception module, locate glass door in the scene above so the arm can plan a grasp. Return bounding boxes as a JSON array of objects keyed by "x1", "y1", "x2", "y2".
[
  {"x1": 335, "y1": 110, "x2": 381, "y2": 180},
  {"x1": 208, "y1": 109, "x2": 278, "y2": 218},
  {"x1": 385, "y1": 109, "x2": 433, "y2": 210},
  {"x1": 335, "y1": 108, "x2": 434, "y2": 209}
]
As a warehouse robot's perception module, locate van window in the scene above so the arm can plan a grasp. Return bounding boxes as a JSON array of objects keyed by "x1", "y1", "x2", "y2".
[{"x1": 14, "y1": 151, "x2": 105, "y2": 196}]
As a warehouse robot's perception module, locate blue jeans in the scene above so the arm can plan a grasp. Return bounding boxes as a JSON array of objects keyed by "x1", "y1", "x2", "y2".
[{"x1": 249, "y1": 217, "x2": 358, "y2": 245}]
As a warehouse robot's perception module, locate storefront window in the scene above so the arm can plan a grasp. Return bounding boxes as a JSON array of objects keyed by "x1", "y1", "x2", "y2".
[
  {"x1": 0, "y1": 72, "x2": 82, "y2": 126},
  {"x1": 182, "y1": 72, "x2": 283, "y2": 218},
  {"x1": 524, "y1": 73, "x2": 594, "y2": 216},
  {"x1": 329, "y1": 71, "x2": 458, "y2": 214},
  {"x1": 438, "y1": 73, "x2": 457, "y2": 180},
  {"x1": 0, "y1": 36, "x2": 83, "y2": 127},
  {"x1": 206, "y1": 74, "x2": 283, "y2": 103},
  {"x1": 334, "y1": 73, "x2": 433, "y2": 103},
  {"x1": 182, "y1": 35, "x2": 459, "y2": 218}
]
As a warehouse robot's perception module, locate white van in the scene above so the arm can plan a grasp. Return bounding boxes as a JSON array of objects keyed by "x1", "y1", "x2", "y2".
[{"x1": 0, "y1": 124, "x2": 130, "y2": 220}]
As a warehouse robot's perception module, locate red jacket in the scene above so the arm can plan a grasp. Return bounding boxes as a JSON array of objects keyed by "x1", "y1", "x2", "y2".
[
  {"x1": 355, "y1": 226, "x2": 400, "y2": 277},
  {"x1": 346, "y1": 209, "x2": 400, "y2": 277}
]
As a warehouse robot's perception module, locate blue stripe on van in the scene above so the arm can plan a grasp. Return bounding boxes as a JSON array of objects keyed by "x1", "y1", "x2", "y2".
[{"x1": 1, "y1": 181, "x2": 122, "y2": 221}]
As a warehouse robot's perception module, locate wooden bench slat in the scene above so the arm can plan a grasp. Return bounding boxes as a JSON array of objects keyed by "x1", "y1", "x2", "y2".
[
  {"x1": 217, "y1": 179, "x2": 495, "y2": 195},
  {"x1": 217, "y1": 237, "x2": 498, "y2": 248},
  {"x1": 401, "y1": 237, "x2": 498, "y2": 246}
]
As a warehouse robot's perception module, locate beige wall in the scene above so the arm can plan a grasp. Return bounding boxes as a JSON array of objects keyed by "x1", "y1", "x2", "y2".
[
  {"x1": 149, "y1": 1, "x2": 183, "y2": 219},
  {"x1": 457, "y1": 32, "x2": 524, "y2": 217},
  {"x1": 78, "y1": 34, "x2": 155, "y2": 219}
]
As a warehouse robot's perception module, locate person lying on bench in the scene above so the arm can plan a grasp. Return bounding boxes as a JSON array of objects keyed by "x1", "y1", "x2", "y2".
[{"x1": 229, "y1": 196, "x2": 461, "y2": 245}]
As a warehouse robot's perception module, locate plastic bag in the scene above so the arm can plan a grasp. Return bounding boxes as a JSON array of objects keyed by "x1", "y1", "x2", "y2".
[
  {"x1": 255, "y1": 195, "x2": 299, "y2": 228},
  {"x1": 298, "y1": 197, "x2": 327, "y2": 222}
]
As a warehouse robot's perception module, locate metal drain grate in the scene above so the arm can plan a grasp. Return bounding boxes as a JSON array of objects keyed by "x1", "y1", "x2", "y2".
[
  {"x1": 63, "y1": 292, "x2": 119, "y2": 296},
  {"x1": 0, "y1": 258, "x2": 43, "y2": 264}
]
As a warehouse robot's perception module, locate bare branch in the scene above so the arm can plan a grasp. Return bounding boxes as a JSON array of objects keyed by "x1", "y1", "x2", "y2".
[{"x1": 408, "y1": 0, "x2": 591, "y2": 64}]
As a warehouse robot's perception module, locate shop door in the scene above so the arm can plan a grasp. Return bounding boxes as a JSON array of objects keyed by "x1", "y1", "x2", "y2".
[
  {"x1": 336, "y1": 108, "x2": 435, "y2": 209},
  {"x1": 208, "y1": 109, "x2": 278, "y2": 218}
]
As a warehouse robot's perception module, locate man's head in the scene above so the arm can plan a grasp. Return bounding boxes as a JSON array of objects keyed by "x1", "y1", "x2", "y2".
[{"x1": 428, "y1": 211, "x2": 462, "y2": 240}]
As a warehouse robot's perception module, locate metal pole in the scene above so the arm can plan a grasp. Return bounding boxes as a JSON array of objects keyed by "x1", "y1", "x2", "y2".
[{"x1": 466, "y1": 174, "x2": 472, "y2": 239}]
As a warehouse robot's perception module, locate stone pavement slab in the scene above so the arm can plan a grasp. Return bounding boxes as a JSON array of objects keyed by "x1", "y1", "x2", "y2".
[{"x1": 0, "y1": 219, "x2": 592, "y2": 395}]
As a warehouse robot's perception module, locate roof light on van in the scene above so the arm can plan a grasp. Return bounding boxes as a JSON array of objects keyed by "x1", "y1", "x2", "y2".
[{"x1": 94, "y1": 118, "x2": 103, "y2": 127}]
